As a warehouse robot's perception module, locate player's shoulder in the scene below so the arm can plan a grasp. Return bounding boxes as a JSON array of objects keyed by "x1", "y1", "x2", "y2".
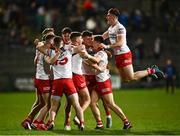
[
  {"x1": 116, "y1": 22, "x2": 125, "y2": 29},
  {"x1": 97, "y1": 50, "x2": 107, "y2": 57}
]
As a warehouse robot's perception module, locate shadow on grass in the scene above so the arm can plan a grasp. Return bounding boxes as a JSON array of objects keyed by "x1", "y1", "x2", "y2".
[
  {"x1": 51, "y1": 129, "x2": 180, "y2": 135},
  {"x1": 1, "y1": 129, "x2": 180, "y2": 135}
]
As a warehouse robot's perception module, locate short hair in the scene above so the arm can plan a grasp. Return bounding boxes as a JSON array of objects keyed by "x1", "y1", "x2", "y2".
[
  {"x1": 42, "y1": 28, "x2": 54, "y2": 40},
  {"x1": 54, "y1": 36, "x2": 62, "y2": 48},
  {"x1": 42, "y1": 28, "x2": 54, "y2": 35},
  {"x1": 82, "y1": 30, "x2": 93, "y2": 37},
  {"x1": 94, "y1": 35, "x2": 104, "y2": 43},
  {"x1": 61, "y1": 27, "x2": 72, "y2": 34},
  {"x1": 108, "y1": 8, "x2": 120, "y2": 17},
  {"x1": 45, "y1": 33, "x2": 55, "y2": 41},
  {"x1": 70, "y1": 32, "x2": 81, "y2": 42}
]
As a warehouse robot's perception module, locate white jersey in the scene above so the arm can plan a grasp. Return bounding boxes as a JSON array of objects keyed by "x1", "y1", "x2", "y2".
[
  {"x1": 82, "y1": 47, "x2": 96, "y2": 75},
  {"x1": 72, "y1": 45, "x2": 86, "y2": 75},
  {"x1": 94, "y1": 50, "x2": 111, "y2": 82},
  {"x1": 35, "y1": 50, "x2": 50, "y2": 80},
  {"x1": 49, "y1": 46, "x2": 73, "y2": 79},
  {"x1": 72, "y1": 53, "x2": 83, "y2": 75},
  {"x1": 108, "y1": 22, "x2": 130, "y2": 55}
]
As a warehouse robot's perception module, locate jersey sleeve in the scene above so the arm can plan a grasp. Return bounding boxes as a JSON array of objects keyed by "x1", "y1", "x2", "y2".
[
  {"x1": 95, "y1": 51, "x2": 105, "y2": 59},
  {"x1": 116, "y1": 25, "x2": 125, "y2": 35}
]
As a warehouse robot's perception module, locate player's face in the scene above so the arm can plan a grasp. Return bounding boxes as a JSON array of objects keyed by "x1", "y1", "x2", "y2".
[
  {"x1": 83, "y1": 36, "x2": 93, "y2": 47},
  {"x1": 92, "y1": 40, "x2": 99, "y2": 52},
  {"x1": 106, "y1": 12, "x2": 116, "y2": 25},
  {"x1": 62, "y1": 33, "x2": 71, "y2": 43},
  {"x1": 76, "y1": 36, "x2": 83, "y2": 45},
  {"x1": 49, "y1": 37, "x2": 54, "y2": 45}
]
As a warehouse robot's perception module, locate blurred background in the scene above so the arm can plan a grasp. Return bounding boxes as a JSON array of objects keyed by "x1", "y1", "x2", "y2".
[{"x1": 0, "y1": 0, "x2": 179, "y2": 91}]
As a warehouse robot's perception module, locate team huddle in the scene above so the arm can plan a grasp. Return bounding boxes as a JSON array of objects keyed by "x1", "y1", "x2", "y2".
[{"x1": 21, "y1": 8, "x2": 164, "y2": 131}]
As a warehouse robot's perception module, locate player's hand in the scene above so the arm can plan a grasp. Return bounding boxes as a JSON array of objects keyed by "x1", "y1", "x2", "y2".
[
  {"x1": 79, "y1": 50, "x2": 89, "y2": 58},
  {"x1": 34, "y1": 39, "x2": 40, "y2": 46}
]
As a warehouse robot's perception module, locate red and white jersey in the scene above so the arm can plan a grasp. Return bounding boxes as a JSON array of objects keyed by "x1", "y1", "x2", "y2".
[
  {"x1": 72, "y1": 45, "x2": 85, "y2": 75},
  {"x1": 94, "y1": 50, "x2": 111, "y2": 82},
  {"x1": 108, "y1": 22, "x2": 130, "y2": 55},
  {"x1": 49, "y1": 46, "x2": 73, "y2": 79},
  {"x1": 82, "y1": 47, "x2": 96, "y2": 75},
  {"x1": 72, "y1": 53, "x2": 83, "y2": 75},
  {"x1": 35, "y1": 50, "x2": 50, "y2": 80}
]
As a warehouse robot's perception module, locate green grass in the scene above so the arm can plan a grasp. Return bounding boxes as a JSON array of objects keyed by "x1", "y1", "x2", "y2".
[{"x1": 0, "y1": 88, "x2": 180, "y2": 135}]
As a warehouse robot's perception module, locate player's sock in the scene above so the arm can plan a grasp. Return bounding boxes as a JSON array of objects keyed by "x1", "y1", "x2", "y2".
[
  {"x1": 123, "y1": 118, "x2": 132, "y2": 129},
  {"x1": 147, "y1": 68, "x2": 155, "y2": 75},
  {"x1": 106, "y1": 115, "x2": 112, "y2": 128},
  {"x1": 46, "y1": 120, "x2": 55, "y2": 130},
  {"x1": 73, "y1": 116, "x2": 80, "y2": 125},
  {"x1": 21, "y1": 117, "x2": 33, "y2": 129},
  {"x1": 95, "y1": 120, "x2": 104, "y2": 129},
  {"x1": 64, "y1": 120, "x2": 71, "y2": 131},
  {"x1": 79, "y1": 121, "x2": 84, "y2": 131}
]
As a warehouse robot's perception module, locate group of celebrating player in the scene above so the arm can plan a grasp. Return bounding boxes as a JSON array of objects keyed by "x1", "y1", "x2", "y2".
[{"x1": 21, "y1": 8, "x2": 164, "y2": 131}]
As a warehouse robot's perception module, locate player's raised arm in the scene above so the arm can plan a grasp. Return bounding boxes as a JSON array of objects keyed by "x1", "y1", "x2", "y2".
[
  {"x1": 36, "y1": 34, "x2": 55, "y2": 55},
  {"x1": 44, "y1": 36, "x2": 62, "y2": 64},
  {"x1": 44, "y1": 51, "x2": 60, "y2": 64}
]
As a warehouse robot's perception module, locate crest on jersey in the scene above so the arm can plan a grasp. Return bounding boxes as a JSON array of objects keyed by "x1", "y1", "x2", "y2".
[{"x1": 117, "y1": 28, "x2": 124, "y2": 34}]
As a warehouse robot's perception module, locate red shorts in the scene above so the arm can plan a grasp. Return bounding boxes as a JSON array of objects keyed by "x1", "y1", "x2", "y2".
[
  {"x1": 73, "y1": 73, "x2": 87, "y2": 91},
  {"x1": 52, "y1": 78, "x2": 77, "y2": 97},
  {"x1": 34, "y1": 78, "x2": 51, "y2": 94},
  {"x1": 84, "y1": 75, "x2": 97, "y2": 91},
  {"x1": 96, "y1": 79, "x2": 112, "y2": 95},
  {"x1": 115, "y1": 51, "x2": 132, "y2": 68}
]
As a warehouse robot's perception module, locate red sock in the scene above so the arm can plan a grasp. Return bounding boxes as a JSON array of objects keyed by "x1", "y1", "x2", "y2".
[
  {"x1": 123, "y1": 118, "x2": 129, "y2": 124},
  {"x1": 80, "y1": 121, "x2": 84, "y2": 126},
  {"x1": 25, "y1": 117, "x2": 33, "y2": 123},
  {"x1": 106, "y1": 111, "x2": 111, "y2": 116},
  {"x1": 147, "y1": 68, "x2": 155, "y2": 75},
  {"x1": 97, "y1": 120, "x2": 103, "y2": 125}
]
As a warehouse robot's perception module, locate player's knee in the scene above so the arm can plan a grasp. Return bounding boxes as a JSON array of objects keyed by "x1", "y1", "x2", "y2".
[
  {"x1": 84, "y1": 94, "x2": 91, "y2": 104},
  {"x1": 38, "y1": 100, "x2": 45, "y2": 108},
  {"x1": 122, "y1": 75, "x2": 135, "y2": 82},
  {"x1": 90, "y1": 100, "x2": 96, "y2": 107}
]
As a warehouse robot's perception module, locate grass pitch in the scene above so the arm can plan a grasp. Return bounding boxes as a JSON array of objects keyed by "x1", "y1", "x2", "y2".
[{"x1": 0, "y1": 88, "x2": 180, "y2": 135}]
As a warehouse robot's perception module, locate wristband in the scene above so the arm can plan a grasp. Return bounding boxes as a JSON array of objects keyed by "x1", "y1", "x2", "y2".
[{"x1": 106, "y1": 45, "x2": 110, "y2": 49}]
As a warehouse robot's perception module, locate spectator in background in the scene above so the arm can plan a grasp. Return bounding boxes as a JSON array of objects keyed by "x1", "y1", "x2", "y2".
[
  {"x1": 119, "y1": 10, "x2": 129, "y2": 27},
  {"x1": 134, "y1": 37, "x2": 144, "y2": 64},
  {"x1": 153, "y1": 37, "x2": 161, "y2": 59},
  {"x1": 164, "y1": 59, "x2": 177, "y2": 94},
  {"x1": 36, "y1": 6, "x2": 46, "y2": 31},
  {"x1": 131, "y1": 9, "x2": 142, "y2": 31}
]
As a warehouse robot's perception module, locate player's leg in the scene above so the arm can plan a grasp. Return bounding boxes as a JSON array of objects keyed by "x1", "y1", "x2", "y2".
[
  {"x1": 90, "y1": 90, "x2": 104, "y2": 129},
  {"x1": 21, "y1": 89, "x2": 45, "y2": 129},
  {"x1": 64, "y1": 97, "x2": 72, "y2": 131},
  {"x1": 102, "y1": 93, "x2": 132, "y2": 129},
  {"x1": 116, "y1": 52, "x2": 164, "y2": 81},
  {"x1": 31, "y1": 92, "x2": 51, "y2": 130},
  {"x1": 97, "y1": 79, "x2": 131, "y2": 129},
  {"x1": 46, "y1": 95, "x2": 61, "y2": 130},
  {"x1": 68, "y1": 93, "x2": 84, "y2": 130},
  {"x1": 118, "y1": 64, "x2": 164, "y2": 82},
  {"x1": 118, "y1": 64, "x2": 149, "y2": 81},
  {"x1": 71, "y1": 87, "x2": 90, "y2": 129},
  {"x1": 78, "y1": 87, "x2": 91, "y2": 112},
  {"x1": 72, "y1": 74, "x2": 91, "y2": 127},
  {"x1": 46, "y1": 79, "x2": 62, "y2": 130},
  {"x1": 28, "y1": 90, "x2": 45, "y2": 119},
  {"x1": 102, "y1": 99, "x2": 112, "y2": 128}
]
